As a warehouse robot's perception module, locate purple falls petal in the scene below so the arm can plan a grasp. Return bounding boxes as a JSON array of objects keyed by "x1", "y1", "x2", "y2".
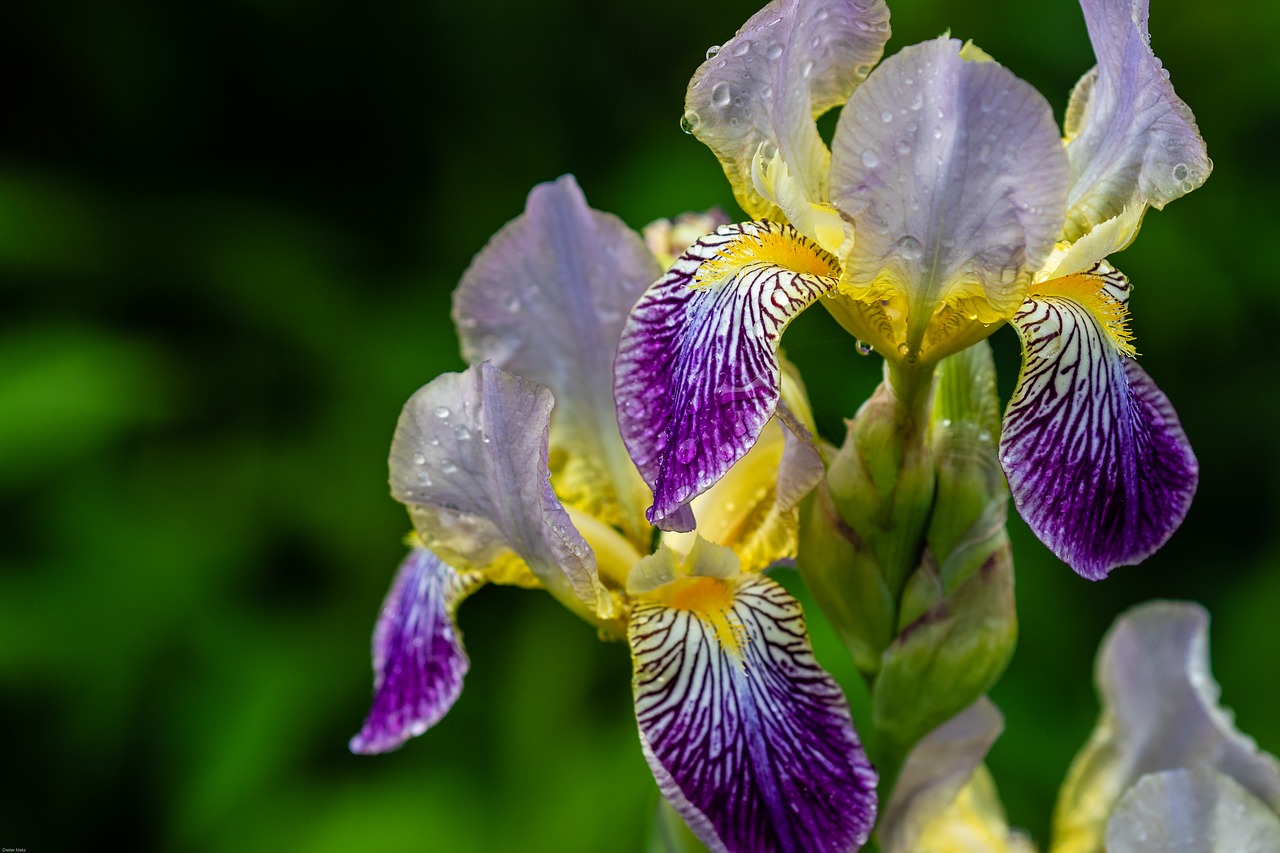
[
  {"x1": 614, "y1": 221, "x2": 838, "y2": 531},
  {"x1": 1063, "y1": 0, "x2": 1212, "y2": 239},
  {"x1": 830, "y1": 38, "x2": 1069, "y2": 339},
  {"x1": 390, "y1": 362, "x2": 610, "y2": 618},
  {"x1": 629, "y1": 573, "x2": 877, "y2": 853},
  {"x1": 879, "y1": 699, "x2": 1004, "y2": 853},
  {"x1": 453, "y1": 175, "x2": 661, "y2": 538},
  {"x1": 350, "y1": 547, "x2": 482, "y2": 754},
  {"x1": 1000, "y1": 266, "x2": 1196, "y2": 579},
  {"x1": 686, "y1": 0, "x2": 891, "y2": 219},
  {"x1": 1106, "y1": 768, "x2": 1280, "y2": 853},
  {"x1": 1054, "y1": 602, "x2": 1280, "y2": 850}
]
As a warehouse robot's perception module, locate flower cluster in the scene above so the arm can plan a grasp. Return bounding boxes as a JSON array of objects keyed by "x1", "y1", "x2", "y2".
[{"x1": 348, "y1": 1, "x2": 1280, "y2": 851}]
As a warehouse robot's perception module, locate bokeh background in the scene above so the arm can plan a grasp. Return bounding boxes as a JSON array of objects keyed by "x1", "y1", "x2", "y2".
[{"x1": 3, "y1": 0, "x2": 1277, "y2": 849}]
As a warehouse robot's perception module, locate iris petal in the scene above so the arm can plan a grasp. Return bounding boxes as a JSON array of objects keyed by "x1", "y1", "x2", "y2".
[
  {"x1": 630, "y1": 572, "x2": 877, "y2": 853},
  {"x1": 1054, "y1": 602, "x2": 1280, "y2": 853},
  {"x1": 1064, "y1": 0, "x2": 1212, "y2": 239},
  {"x1": 454, "y1": 175, "x2": 659, "y2": 542},
  {"x1": 686, "y1": 0, "x2": 891, "y2": 220},
  {"x1": 830, "y1": 38, "x2": 1069, "y2": 351},
  {"x1": 1105, "y1": 768, "x2": 1280, "y2": 853},
  {"x1": 1000, "y1": 265, "x2": 1196, "y2": 579},
  {"x1": 350, "y1": 547, "x2": 482, "y2": 754},
  {"x1": 614, "y1": 221, "x2": 838, "y2": 531},
  {"x1": 390, "y1": 362, "x2": 611, "y2": 618}
]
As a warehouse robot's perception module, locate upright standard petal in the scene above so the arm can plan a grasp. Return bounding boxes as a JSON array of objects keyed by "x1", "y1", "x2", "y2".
[
  {"x1": 685, "y1": 0, "x2": 891, "y2": 219},
  {"x1": 390, "y1": 362, "x2": 611, "y2": 618},
  {"x1": 629, "y1": 571, "x2": 877, "y2": 853},
  {"x1": 1063, "y1": 0, "x2": 1211, "y2": 239},
  {"x1": 453, "y1": 175, "x2": 660, "y2": 542},
  {"x1": 350, "y1": 547, "x2": 483, "y2": 754},
  {"x1": 614, "y1": 221, "x2": 839, "y2": 531},
  {"x1": 830, "y1": 38, "x2": 1069, "y2": 358},
  {"x1": 1052, "y1": 602, "x2": 1280, "y2": 853},
  {"x1": 1105, "y1": 768, "x2": 1280, "y2": 853},
  {"x1": 1000, "y1": 265, "x2": 1196, "y2": 579}
]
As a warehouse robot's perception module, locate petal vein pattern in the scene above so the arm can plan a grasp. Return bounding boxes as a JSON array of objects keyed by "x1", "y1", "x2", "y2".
[
  {"x1": 1000, "y1": 266, "x2": 1196, "y2": 579},
  {"x1": 350, "y1": 547, "x2": 483, "y2": 754},
  {"x1": 630, "y1": 573, "x2": 877, "y2": 853},
  {"x1": 615, "y1": 221, "x2": 838, "y2": 531}
]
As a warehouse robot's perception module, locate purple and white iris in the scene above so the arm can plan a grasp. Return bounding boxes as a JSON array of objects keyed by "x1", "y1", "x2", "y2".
[
  {"x1": 614, "y1": 0, "x2": 1210, "y2": 580},
  {"x1": 352, "y1": 176, "x2": 877, "y2": 853}
]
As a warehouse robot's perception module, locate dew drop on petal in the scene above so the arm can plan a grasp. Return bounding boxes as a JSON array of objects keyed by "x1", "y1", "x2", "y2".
[
  {"x1": 706, "y1": 44, "x2": 721, "y2": 59},
  {"x1": 880, "y1": 110, "x2": 894, "y2": 123},
  {"x1": 801, "y1": 59, "x2": 815, "y2": 78},
  {"x1": 676, "y1": 438, "x2": 699, "y2": 464},
  {"x1": 766, "y1": 42, "x2": 783, "y2": 59},
  {"x1": 434, "y1": 406, "x2": 450, "y2": 419},
  {"x1": 711, "y1": 82, "x2": 731, "y2": 108},
  {"x1": 680, "y1": 110, "x2": 700, "y2": 134},
  {"x1": 896, "y1": 234, "x2": 922, "y2": 259},
  {"x1": 412, "y1": 452, "x2": 426, "y2": 466},
  {"x1": 855, "y1": 340, "x2": 873, "y2": 356},
  {"x1": 454, "y1": 424, "x2": 471, "y2": 441},
  {"x1": 733, "y1": 40, "x2": 751, "y2": 57},
  {"x1": 416, "y1": 471, "x2": 432, "y2": 486},
  {"x1": 441, "y1": 459, "x2": 458, "y2": 474},
  {"x1": 860, "y1": 149, "x2": 880, "y2": 168},
  {"x1": 1172, "y1": 162, "x2": 1189, "y2": 181}
]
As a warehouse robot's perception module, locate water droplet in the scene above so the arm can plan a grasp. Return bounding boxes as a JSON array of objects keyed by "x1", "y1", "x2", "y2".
[
  {"x1": 876, "y1": 20, "x2": 888, "y2": 31},
  {"x1": 454, "y1": 424, "x2": 471, "y2": 441},
  {"x1": 940, "y1": 418, "x2": 952, "y2": 428},
  {"x1": 718, "y1": 444, "x2": 736, "y2": 461},
  {"x1": 978, "y1": 429, "x2": 992, "y2": 443},
  {"x1": 856, "y1": 63, "x2": 872, "y2": 77},
  {"x1": 711, "y1": 82, "x2": 732, "y2": 108},
  {"x1": 932, "y1": 126, "x2": 943, "y2": 139},
  {"x1": 896, "y1": 234, "x2": 923, "y2": 259},
  {"x1": 732, "y1": 417, "x2": 748, "y2": 437},
  {"x1": 441, "y1": 459, "x2": 458, "y2": 474},
  {"x1": 801, "y1": 60, "x2": 815, "y2": 78},
  {"x1": 680, "y1": 110, "x2": 700, "y2": 134},
  {"x1": 935, "y1": 106, "x2": 945, "y2": 119},
  {"x1": 895, "y1": 140, "x2": 911, "y2": 155},
  {"x1": 434, "y1": 406, "x2": 450, "y2": 419},
  {"x1": 506, "y1": 295, "x2": 520, "y2": 312},
  {"x1": 855, "y1": 340, "x2": 873, "y2": 356},
  {"x1": 676, "y1": 438, "x2": 699, "y2": 464},
  {"x1": 428, "y1": 437, "x2": 440, "y2": 447},
  {"x1": 732, "y1": 40, "x2": 751, "y2": 57},
  {"x1": 860, "y1": 149, "x2": 880, "y2": 168},
  {"x1": 1172, "y1": 162, "x2": 1188, "y2": 181},
  {"x1": 416, "y1": 471, "x2": 432, "y2": 486},
  {"x1": 706, "y1": 44, "x2": 721, "y2": 59},
  {"x1": 810, "y1": 36, "x2": 821, "y2": 49},
  {"x1": 880, "y1": 110, "x2": 894, "y2": 123},
  {"x1": 766, "y1": 42, "x2": 783, "y2": 59},
  {"x1": 412, "y1": 452, "x2": 426, "y2": 465}
]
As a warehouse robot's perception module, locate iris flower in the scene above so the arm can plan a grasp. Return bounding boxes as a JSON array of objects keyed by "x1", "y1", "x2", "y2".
[
  {"x1": 351, "y1": 177, "x2": 878, "y2": 853},
  {"x1": 614, "y1": 0, "x2": 1210, "y2": 579}
]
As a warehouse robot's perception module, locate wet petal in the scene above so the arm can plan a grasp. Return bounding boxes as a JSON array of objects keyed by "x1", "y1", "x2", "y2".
[
  {"x1": 1000, "y1": 265, "x2": 1196, "y2": 579},
  {"x1": 350, "y1": 548, "x2": 483, "y2": 754},
  {"x1": 454, "y1": 175, "x2": 660, "y2": 542},
  {"x1": 686, "y1": 0, "x2": 891, "y2": 219},
  {"x1": 1063, "y1": 0, "x2": 1211, "y2": 239},
  {"x1": 614, "y1": 221, "x2": 839, "y2": 531},
  {"x1": 1053, "y1": 602, "x2": 1280, "y2": 853},
  {"x1": 830, "y1": 38, "x2": 1069, "y2": 353},
  {"x1": 630, "y1": 571, "x2": 877, "y2": 853},
  {"x1": 880, "y1": 699, "x2": 1005, "y2": 853},
  {"x1": 390, "y1": 362, "x2": 611, "y2": 618},
  {"x1": 1105, "y1": 768, "x2": 1280, "y2": 853}
]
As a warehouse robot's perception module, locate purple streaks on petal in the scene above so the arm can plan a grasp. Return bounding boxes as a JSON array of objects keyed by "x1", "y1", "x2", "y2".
[
  {"x1": 687, "y1": 0, "x2": 891, "y2": 218},
  {"x1": 830, "y1": 38, "x2": 1069, "y2": 320},
  {"x1": 614, "y1": 222, "x2": 837, "y2": 531},
  {"x1": 629, "y1": 574, "x2": 877, "y2": 853},
  {"x1": 350, "y1": 548, "x2": 481, "y2": 754},
  {"x1": 1000, "y1": 271, "x2": 1197, "y2": 579},
  {"x1": 1065, "y1": 0, "x2": 1211, "y2": 237}
]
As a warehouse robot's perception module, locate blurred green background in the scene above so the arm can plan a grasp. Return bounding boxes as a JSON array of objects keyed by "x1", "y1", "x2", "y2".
[{"x1": 2, "y1": 0, "x2": 1276, "y2": 849}]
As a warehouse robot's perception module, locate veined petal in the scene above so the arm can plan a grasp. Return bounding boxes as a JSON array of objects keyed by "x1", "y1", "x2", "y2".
[
  {"x1": 453, "y1": 175, "x2": 660, "y2": 543},
  {"x1": 630, "y1": 571, "x2": 877, "y2": 853},
  {"x1": 1063, "y1": 0, "x2": 1211, "y2": 239},
  {"x1": 830, "y1": 38, "x2": 1069, "y2": 358},
  {"x1": 390, "y1": 362, "x2": 612, "y2": 618},
  {"x1": 350, "y1": 547, "x2": 483, "y2": 754},
  {"x1": 685, "y1": 0, "x2": 891, "y2": 220},
  {"x1": 1052, "y1": 602, "x2": 1280, "y2": 853},
  {"x1": 1000, "y1": 265, "x2": 1196, "y2": 579},
  {"x1": 1105, "y1": 768, "x2": 1280, "y2": 853},
  {"x1": 614, "y1": 221, "x2": 839, "y2": 531}
]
